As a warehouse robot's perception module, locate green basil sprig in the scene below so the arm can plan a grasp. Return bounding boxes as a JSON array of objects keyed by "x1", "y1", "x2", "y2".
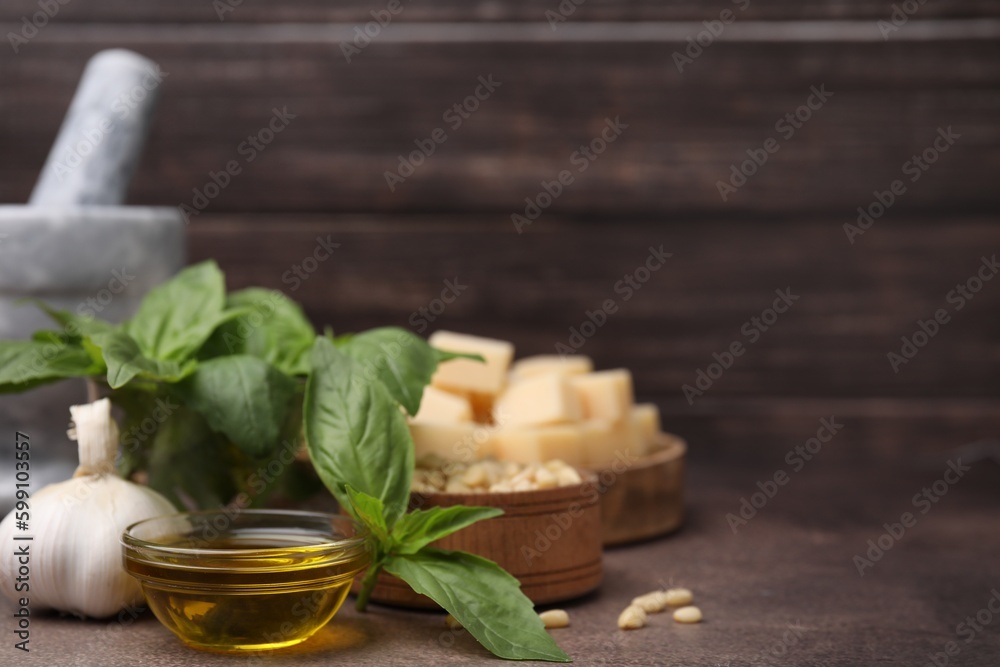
[
  {"x1": 305, "y1": 337, "x2": 571, "y2": 662},
  {"x1": 0, "y1": 261, "x2": 310, "y2": 506}
]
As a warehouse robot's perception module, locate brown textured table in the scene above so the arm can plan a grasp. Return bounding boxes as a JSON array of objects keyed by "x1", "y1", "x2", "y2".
[{"x1": 7, "y1": 457, "x2": 1000, "y2": 666}]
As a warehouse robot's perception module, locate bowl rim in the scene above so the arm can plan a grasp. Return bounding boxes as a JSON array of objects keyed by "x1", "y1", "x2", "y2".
[{"x1": 121, "y1": 509, "x2": 368, "y2": 561}]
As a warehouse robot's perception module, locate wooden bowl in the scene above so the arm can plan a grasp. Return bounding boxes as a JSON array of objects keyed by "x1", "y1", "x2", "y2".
[
  {"x1": 597, "y1": 432, "x2": 686, "y2": 546},
  {"x1": 354, "y1": 473, "x2": 603, "y2": 609}
]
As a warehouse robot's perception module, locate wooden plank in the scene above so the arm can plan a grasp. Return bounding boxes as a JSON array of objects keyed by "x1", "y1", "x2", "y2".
[
  {"x1": 2, "y1": 29, "x2": 998, "y2": 215},
  {"x1": 186, "y1": 215, "x2": 1000, "y2": 401},
  {"x1": 666, "y1": 397, "x2": 1000, "y2": 463},
  {"x1": 0, "y1": 1, "x2": 997, "y2": 23}
]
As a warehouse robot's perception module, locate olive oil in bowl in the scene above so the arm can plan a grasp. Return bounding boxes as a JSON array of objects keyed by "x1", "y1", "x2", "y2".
[{"x1": 122, "y1": 511, "x2": 369, "y2": 652}]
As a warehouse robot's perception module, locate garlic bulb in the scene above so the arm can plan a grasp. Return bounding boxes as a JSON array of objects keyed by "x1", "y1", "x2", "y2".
[{"x1": 0, "y1": 399, "x2": 175, "y2": 618}]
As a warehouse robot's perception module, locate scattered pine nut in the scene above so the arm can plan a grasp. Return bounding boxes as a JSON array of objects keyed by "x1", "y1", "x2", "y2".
[
  {"x1": 618, "y1": 605, "x2": 647, "y2": 630},
  {"x1": 539, "y1": 609, "x2": 570, "y2": 629},
  {"x1": 444, "y1": 614, "x2": 463, "y2": 630},
  {"x1": 673, "y1": 606, "x2": 703, "y2": 624},
  {"x1": 664, "y1": 587, "x2": 694, "y2": 607},
  {"x1": 631, "y1": 591, "x2": 668, "y2": 613}
]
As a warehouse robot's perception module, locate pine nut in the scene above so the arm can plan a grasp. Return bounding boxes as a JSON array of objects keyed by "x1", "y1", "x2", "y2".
[
  {"x1": 539, "y1": 609, "x2": 570, "y2": 628},
  {"x1": 461, "y1": 464, "x2": 489, "y2": 487},
  {"x1": 631, "y1": 591, "x2": 667, "y2": 613},
  {"x1": 673, "y1": 606, "x2": 702, "y2": 624},
  {"x1": 618, "y1": 605, "x2": 647, "y2": 630},
  {"x1": 415, "y1": 457, "x2": 583, "y2": 493},
  {"x1": 534, "y1": 466, "x2": 559, "y2": 488},
  {"x1": 555, "y1": 466, "x2": 582, "y2": 486},
  {"x1": 664, "y1": 587, "x2": 693, "y2": 607}
]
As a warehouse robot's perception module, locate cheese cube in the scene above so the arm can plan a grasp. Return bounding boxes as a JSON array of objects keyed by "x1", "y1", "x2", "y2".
[
  {"x1": 430, "y1": 385, "x2": 496, "y2": 424},
  {"x1": 466, "y1": 391, "x2": 496, "y2": 424},
  {"x1": 570, "y1": 370, "x2": 635, "y2": 422},
  {"x1": 581, "y1": 419, "x2": 645, "y2": 470},
  {"x1": 631, "y1": 403, "x2": 661, "y2": 447},
  {"x1": 493, "y1": 373, "x2": 582, "y2": 428},
  {"x1": 413, "y1": 386, "x2": 473, "y2": 423},
  {"x1": 493, "y1": 425, "x2": 587, "y2": 468},
  {"x1": 510, "y1": 355, "x2": 593, "y2": 382},
  {"x1": 409, "y1": 422, "x2": 495, "y2": 462},
  {"x1": 429, "y1": 331, "x2": 514, "y2": 396}
]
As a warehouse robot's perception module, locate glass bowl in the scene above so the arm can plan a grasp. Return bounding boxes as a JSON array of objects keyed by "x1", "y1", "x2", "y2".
[{"x1": 121, "y1": 510, "x2": 369, "y2": 653}]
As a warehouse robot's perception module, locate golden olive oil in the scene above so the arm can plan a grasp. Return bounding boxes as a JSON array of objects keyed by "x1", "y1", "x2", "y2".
[{"x1": 124, "y1": 532, "x2": 367, "y2": 652}]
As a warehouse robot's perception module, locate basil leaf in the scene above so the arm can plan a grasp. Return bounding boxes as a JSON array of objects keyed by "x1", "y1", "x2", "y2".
[
  {"x1": 305, "y1": 337, "x2": 413, "y2": 526},
  {"x1": 147, "y1": 406, "x2": 236, "y2": 509},
  {"x1": 200, "y1": 288, "x2": 315, "y2": 376},
  {"x1": 93, "y1": 331, "x2": 196, "y2": 389},
  {"x1": 31, "y1": 330, "x2": 71, "y2": 345},
  {"x1": 125, "y1": 261, "x2": 228, "y2": 361},
  {"x1": 173, "y1": 355, "x2": 295, "y2": 459},
  {"x1": 345, "y1": 486, "x2": 390, "y2": 544},
  {"x1": 0, "y1": 340, "x2": 101, "y2": 393},
  {"x1": 391, "y1": 506, "x2": 503, "y2": 555},
  {"x1": 341, "y1": 327, "x2": 450, "y2": 416},
  {"x1": 384, "y1": 549, "x2": 570, "y2": 662},
  {"x1": 27, "y1": 331, "x2": 107, "y2": 376},
  {"x1": 30, "y1": 301, "x2": 115, "y2": 339},
  {"x1": 112, "y1": 387, "x2": 163, "y2": 477},
  {"x1": 330, "y1": 331, "x2": 353, "y2": 346},
  {"x1": 435, "y1": 348, "x2": 486, "y2": 364}
]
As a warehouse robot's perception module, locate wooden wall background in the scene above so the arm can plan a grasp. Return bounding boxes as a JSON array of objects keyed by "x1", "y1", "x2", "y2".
[{"x1": 1, "y1": 1, "x2": 998, "y2": 465}]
